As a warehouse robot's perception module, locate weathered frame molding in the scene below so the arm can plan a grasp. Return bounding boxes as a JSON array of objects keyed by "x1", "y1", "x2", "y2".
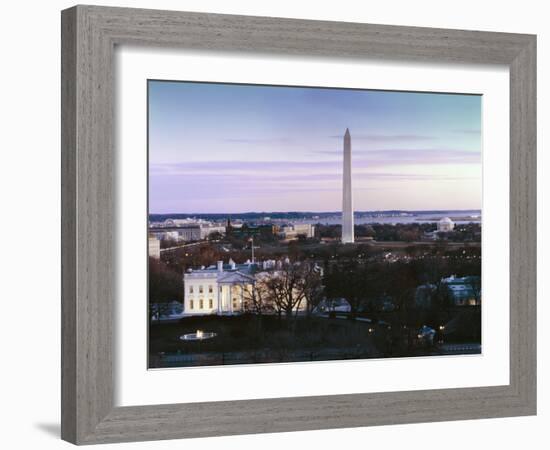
[{"x1": 61, "y1": 5, "x2": 536, "y2": 444}]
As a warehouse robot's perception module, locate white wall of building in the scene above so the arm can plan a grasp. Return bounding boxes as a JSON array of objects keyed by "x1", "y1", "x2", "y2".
[
  {"x1": 437, "y1": 217, "x2": 455, "y2": 232},
  {"x1": 148, "y1": 236, "x2": 161, "y2": 259},
  {"x1": 280, "y1": 223, "x2": 315, "y2": 239},
  {"x1": 184, "y1": 274, "x2": 220, "y2": 313},
  {"x1": 200, "y1": 225, "x2": 226, "y2": 239}
]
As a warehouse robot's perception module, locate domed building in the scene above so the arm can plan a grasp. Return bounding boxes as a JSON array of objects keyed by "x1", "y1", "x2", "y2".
[{"x1": 437, "y1": 217, "x2": 455, "y2": 232}]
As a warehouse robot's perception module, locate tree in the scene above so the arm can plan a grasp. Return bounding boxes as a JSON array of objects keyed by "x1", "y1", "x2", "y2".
[
  {"x1": 160, "y1": 238, "x2": 179, "y2": 249},
  {"x1": 385, "y1": 262, "x2": 418, "y2": 321},
  {"x1": 243, "y1": 278, "x2": 274, "y2": 315},
  {"x1": 208, "y1": 231, "x2": 223, "y2": 241},
  {"x1": 397, "y1": 229, "x2": 421, "y2": 242},
  {"x1": 296, "y1": 233, "x2": 308, "y2": 243},
  {"x1": 148, "y1": 257, "x2": 183, "y2": 318},
  {"x1": 361, "y1": 262, "x2": 388, "y2": 311},
  {"x1": 262, "y1": 261, "x2": 315, "y2": 319},
  {"x1": 301, "y1": 261, "x2": 324, "y2": 315},
  {"x1": 434, "y1": 281, "x2": 454, "y2": 310},
  {"x1": 464, "y1": 276, "x2": 481, "y2": 305},
  {"x1": 323, "y1": 261, "x2": 370, "y2": 314}
]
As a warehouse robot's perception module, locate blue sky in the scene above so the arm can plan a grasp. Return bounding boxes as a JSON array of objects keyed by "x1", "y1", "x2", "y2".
[{"x1": 148, "y1": 80, "x2": 482, "y2": 213}]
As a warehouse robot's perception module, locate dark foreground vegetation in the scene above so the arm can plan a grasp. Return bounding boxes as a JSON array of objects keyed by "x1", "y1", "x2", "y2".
[
  {"x1": 149, "y1": 305, "x2": 480, "y2": 368},
  {"x1": 150, "y1": 314, "x2": 379, "y2": 368}
]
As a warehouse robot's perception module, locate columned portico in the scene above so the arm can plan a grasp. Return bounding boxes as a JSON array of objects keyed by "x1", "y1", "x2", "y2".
[{"x1": 184, "y1": 261, "x2": 254, "y2": 316}]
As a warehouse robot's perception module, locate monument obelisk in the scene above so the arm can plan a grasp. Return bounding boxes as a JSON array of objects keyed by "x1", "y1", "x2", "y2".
[{"x1": 342, "y1": 128, "x2": 354, "y2": 243}]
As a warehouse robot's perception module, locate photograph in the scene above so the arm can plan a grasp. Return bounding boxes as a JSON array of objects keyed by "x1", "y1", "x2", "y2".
[
  {"x1": 147, "y1": 80, "x2": 482, "y2": 369},
  {"x1": 1, "y1": 0, "x2": 540, "y2": 446}
]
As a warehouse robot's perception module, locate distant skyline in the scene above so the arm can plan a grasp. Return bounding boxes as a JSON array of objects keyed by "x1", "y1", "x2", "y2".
[{"x1": 149, "y1": 80, "x2": 482, "y2": 214}]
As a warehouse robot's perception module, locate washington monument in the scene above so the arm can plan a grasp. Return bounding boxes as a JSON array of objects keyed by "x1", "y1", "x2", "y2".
[{"x1": 342, "y1": 128, "x2": 354, "y2": 243}]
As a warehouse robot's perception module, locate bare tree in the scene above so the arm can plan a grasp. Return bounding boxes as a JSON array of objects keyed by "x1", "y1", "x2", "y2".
[
  {"x1": 262, "y1": 261, "x2": 311, "y2": 319},
  {"x1": 464, "y1": 276, "x2": 481, "y2": 306},
  {"x1": 148, "y1": 257, "x2": 183, "y2": 321},
  {"x1": 243, "y1": 279, "x2": 274, "y2": 315},
  {"x1": 301, "y1": 261, "x2": 324, "y2": 316},
  {"x1": 323, "y1": 262, "x2": 368, "y2": 314}
]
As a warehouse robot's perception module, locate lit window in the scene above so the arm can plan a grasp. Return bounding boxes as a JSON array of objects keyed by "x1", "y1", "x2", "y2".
[
  {"x1": 199, "y1": 299, "x2": 204, "y2": 309},
  {"x1": 233, "y1": 298, "x2": 237, "y2": 309},
  {"x1": 209, "y1": 299, "x2": 213, "y2": 309},
  {"x1": 189, "y1": 300, "x2": 194, "y2": 310}
]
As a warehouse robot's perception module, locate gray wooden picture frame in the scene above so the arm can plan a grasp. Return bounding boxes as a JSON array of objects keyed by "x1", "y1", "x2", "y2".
[{"x1": 61, "y1": 5, "x2": 536, "y2": 445}]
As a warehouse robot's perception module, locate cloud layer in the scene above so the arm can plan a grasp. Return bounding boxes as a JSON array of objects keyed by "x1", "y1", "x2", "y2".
[{"x1": 148, "y1": 80, "x2": 482, "y2": 213}]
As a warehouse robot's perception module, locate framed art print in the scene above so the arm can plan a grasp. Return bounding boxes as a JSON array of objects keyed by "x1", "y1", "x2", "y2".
[
  {"x1": 146, "y1": 80, "x2": 485, "y2": 369},
  {"x1": 61, "y1": 5, "x2": 536, "y2": 444}
]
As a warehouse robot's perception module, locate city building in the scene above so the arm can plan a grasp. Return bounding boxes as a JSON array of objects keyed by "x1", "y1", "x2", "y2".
[
  {"x1": 437, "y1": 217, "x2": 455, "y2": 232},
  {"x1": 423, "y1": 217, "x2": 456, "y2": 240},
  {"x1": 148, "y1": 235, "x2": 160, "y2": 259},
  {"x1": 183, "y1": 259, "x2": 256, "y2": 315},
  {"x1": 227, "y1": 220, "x2": 276, "y2": 238},
  {"x1": 342, "y1": 128, "x2": 354, "y2": 243},
  {"x1": 149, "y1": 221, "x2": 226, "y2": 242},
  {"x1": 441, "y1": 275, "x2": 481, "y2": 306},
  {"x1": 183, "y1": 258, "x2": 313, "y2": 316},
  {"x1": 152, "y1": 218, "x2": 209, "y2": 227},
  {"x1": 313, "y1": 298, "x2": 352, "y2": 314},
  {"x1": 175, "y1": 225, "x2": 202, "y2": 241},
  {"x1": 279, "y1": 223, "x2": 315, "y2": 239},
  {"x1": 200, "y1": 224, "x2": 226, "y2": 239},
  {"x1": 415, "y1": 276, "x2": 481, "y2": 307},
  {"x1": 149, "y1": 227, "x2": 199, "y2": 242},
  {"x1": 164, "y1": 231, "x2": 180, "y2": 241}
]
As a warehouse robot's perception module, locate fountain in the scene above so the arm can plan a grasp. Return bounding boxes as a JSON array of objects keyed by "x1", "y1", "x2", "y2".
[{"x1": 180, "y1": 329, "x2": 217, "y2": 341}]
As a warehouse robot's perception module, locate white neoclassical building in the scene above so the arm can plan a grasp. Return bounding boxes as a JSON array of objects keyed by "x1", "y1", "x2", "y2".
[
  {"x1": 183, "y1": 259, "x2": 255, "y2": 315},
  {"x1": 437, "y1": 217, "x2": 455, "y2": 232},
  {"x1": 148, "y1": 235, "x2": 160, "y2": 259},
  {"x1": 183, "y1": 258, "x2": 317, "y2": 316}
]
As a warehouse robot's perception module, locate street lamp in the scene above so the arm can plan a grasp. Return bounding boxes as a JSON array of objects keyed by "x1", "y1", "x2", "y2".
[{"x1": 438, "y1": 325, "x2": 445, "y2": 344}]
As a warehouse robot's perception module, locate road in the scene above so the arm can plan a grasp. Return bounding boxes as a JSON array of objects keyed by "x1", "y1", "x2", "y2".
[{"x1": 160, "y1": 241, "x2": 204, "y2": 252}]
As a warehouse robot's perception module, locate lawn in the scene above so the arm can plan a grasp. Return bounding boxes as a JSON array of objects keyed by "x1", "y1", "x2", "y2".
[{"x1": 149, "y1": 314, "x2": 384, "y2": 368}]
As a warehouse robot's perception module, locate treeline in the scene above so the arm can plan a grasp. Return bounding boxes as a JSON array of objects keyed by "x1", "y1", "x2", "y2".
[
  {"x1": 316, "y1": 222, "x2": 481, "y2": 242},
  {"x1": 150, "y1": 243, "x2": 481, "y2": 310},
  {"x1": 149, "y1": 257, "x2": 183, "y2": 303},
  {"x1": 323, "y1": 250, "x2": 481, "y2": 314}
]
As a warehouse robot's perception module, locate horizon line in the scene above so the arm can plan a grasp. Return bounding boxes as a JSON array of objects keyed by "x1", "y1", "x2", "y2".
[{"x1": 149, "y1": 208, "x2": 482, "y2": 216}]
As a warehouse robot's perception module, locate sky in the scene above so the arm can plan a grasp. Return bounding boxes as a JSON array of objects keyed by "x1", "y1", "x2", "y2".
[{"x1": 148, "y1": 80, "x2": 482, "y2": 214}]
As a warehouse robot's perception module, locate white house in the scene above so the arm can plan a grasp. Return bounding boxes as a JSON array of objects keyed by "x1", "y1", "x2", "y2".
[
  {"x1": 183, "y1": 258, "x2": 316, "y2": 316},
  {"x1": 183, "y1": 259, "x2": 255, "y2": 315}
]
